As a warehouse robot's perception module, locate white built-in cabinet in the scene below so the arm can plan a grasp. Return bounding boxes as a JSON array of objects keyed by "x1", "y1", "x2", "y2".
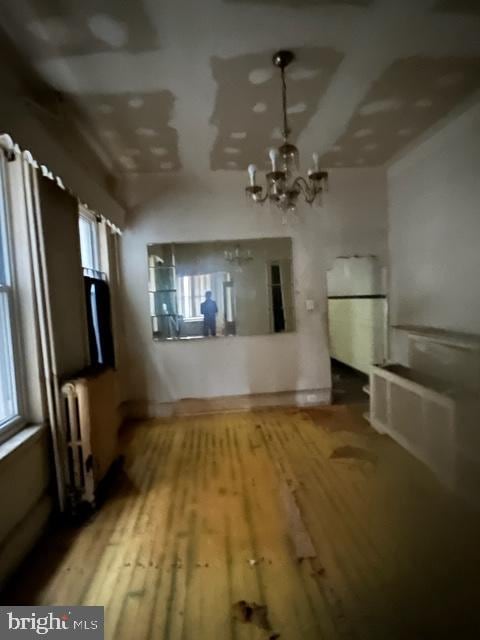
[{"x1": 327, "y1": 256, "x2": 387, "y2": 374}]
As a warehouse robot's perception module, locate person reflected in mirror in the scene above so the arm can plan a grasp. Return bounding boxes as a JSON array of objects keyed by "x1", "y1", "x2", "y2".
[{"x1": 201, "y1": 290, "x2": 218, "y2": 337}]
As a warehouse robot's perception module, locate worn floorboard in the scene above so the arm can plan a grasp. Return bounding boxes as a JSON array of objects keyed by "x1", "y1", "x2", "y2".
[{"x1": 3, "y1": 405, "x2": 480, "y2": 639}]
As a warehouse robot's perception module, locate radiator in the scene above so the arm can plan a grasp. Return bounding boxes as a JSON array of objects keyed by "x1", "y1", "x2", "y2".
[
  {"x1": 61, "y1": 368, "x2": 119, "y2": 511},
  {"x1": 370, "y1": 364, "x2": 456, "y2": 491}
]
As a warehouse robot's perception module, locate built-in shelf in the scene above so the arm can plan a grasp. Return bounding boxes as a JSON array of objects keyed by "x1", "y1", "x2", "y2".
[
  {"x1": 362, "y1": 384, "x2": 370, "y2": 396},
  {"x1": 392, "y1": 325, "x2": 480, "y2": 351}
]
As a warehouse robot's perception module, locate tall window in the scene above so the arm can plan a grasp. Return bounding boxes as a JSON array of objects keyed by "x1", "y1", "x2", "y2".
[
  {"x1": 0, "y1": 161, "x2": 22, "y2": 434},
  {"x1": 177, "y1": 274, "x2": 213, "y2": 320},
  {"x1": 79, "y1": 210, "x2": 100, "y2": 274}
]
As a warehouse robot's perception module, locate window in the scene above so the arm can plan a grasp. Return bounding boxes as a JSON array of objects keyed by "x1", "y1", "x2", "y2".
[
  {"x1": 0, "y1": 161, "x2": 23, "y2": 435},
  {"x1": 79, "y1": 210, "x2": 100, "y2": 273},
  {"x1": 177, "y1": 274, "x2": 213, "y2": 320}
]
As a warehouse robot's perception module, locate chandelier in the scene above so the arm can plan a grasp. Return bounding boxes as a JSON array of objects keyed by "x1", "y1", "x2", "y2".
[
  {"x1": 224, "y1": 245, "x2": 253, "y2": 265},
  {"x1": 245, "y1": 50, "x2": 328, "y2": 213}
]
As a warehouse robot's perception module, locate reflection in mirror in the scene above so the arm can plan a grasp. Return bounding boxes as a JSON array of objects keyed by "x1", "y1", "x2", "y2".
[{"x1": 147, "y1": 238, "x2": 295, "y2": 341}]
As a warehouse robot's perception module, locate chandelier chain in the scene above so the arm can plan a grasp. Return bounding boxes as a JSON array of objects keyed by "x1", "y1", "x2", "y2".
[
  {"x1": 244, "y1": 49, "x2": 328, "y2": 213},
  {"x1": 281, "y1": 67, "x2": 290, "y2": 140}
]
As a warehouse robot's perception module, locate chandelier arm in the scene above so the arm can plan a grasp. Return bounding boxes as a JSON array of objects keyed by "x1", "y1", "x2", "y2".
[
  {"x1": 292, "y1": 176, "x2": 316, "y2": 204},
  {"x1": 255, "y1": 181, "x2": 271, "y2": 203}
]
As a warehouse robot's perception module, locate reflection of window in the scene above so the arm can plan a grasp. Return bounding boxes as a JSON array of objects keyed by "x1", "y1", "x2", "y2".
[
  {"x1": 225, "y1": 281, "x2": 234, "y2": 323},
  {"x1": 0, "y1": 162, "x2": 23, "y2": 437},
  {"x1": 177, "y1": 274, "x2": 212, "y2": 320}
]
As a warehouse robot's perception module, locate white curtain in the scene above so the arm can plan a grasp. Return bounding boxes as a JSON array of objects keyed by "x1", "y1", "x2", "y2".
[{"x1": 5, "y1": 149, "x2": 88, "y2": 511}]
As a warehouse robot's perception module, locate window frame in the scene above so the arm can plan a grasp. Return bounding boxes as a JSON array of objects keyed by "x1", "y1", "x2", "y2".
[
  {"x1": 0, "y1": 156, "x2": 26, "y2": 443},
  {"x1": 79, "y1": 206, "x2": 101, "y2": 274}
]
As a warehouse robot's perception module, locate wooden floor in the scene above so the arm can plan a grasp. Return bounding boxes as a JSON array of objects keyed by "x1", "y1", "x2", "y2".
[{"x1": 3, "y1": 405, "x2": 480, "y2": 639}]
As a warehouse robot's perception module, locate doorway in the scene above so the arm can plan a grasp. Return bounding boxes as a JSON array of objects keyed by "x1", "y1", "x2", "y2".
[{"x1": 270, "y1": 263, "x2": 285, "y2": 333}]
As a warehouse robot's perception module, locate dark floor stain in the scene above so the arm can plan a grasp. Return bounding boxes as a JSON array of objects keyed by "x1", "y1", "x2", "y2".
[
  {"x1": 232, "y1": 600, "x2": 272, "y2": 631},
  {"x1": 303, "y1": 406, "x2": 369, "y2": 434},
  {"x1": 330, "y1": 445, "x2": 377, "y2": 464}
]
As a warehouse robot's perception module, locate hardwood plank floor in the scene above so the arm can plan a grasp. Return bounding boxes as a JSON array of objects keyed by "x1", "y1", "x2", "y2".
[{"x1": 3, "y1": 405, "x2": 480, "y2": 639}]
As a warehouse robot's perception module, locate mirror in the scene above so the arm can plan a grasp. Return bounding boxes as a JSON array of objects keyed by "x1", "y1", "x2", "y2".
[{"x1": 148, "y1": 237, "x2": 295, "y2": 341}]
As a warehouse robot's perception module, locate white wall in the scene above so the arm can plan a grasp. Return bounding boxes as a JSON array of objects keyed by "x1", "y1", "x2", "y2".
[
  {"x1": 0, "y1": 428, "x2": 52, "y2": 589},
  {"x1": 120, "y1": 168, "x2": 387, "y2": 413},
  {"x1": 388, "y1": 100, "x2": 480, "y2": 363}
]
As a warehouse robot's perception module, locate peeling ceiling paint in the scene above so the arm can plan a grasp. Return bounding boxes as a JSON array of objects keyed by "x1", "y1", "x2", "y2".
[
  {"x1": 210, "y1": 48, "x2": 344, "y2": 171},
  {"x1": 320, "y1": 56, "x2": 480, "y2": 167}
]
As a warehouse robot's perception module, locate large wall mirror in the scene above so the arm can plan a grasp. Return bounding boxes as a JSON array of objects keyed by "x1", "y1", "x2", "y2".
[{"x1": 148, "y1": 237, "x2": 295, "y2": 341}]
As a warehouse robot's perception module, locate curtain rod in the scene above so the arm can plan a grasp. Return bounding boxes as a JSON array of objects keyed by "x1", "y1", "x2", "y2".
[{"x1": 0, "y1": 132, "x2": 122, "y2": 235}]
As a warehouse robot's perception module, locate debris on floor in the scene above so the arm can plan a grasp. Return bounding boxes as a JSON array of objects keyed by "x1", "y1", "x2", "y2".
[
  {"x1": 329, "y1": 445, "x2": 377, "y2": 465},
  {"x1": 311, "y1": 565, "x2": 326, "y2": 578},
  {"x1": 248, "y1": 557, "x2": 264, "y2": 567},
  {"x1": 232, "y1": 600, "x2": 272, "y2": 631},
  {"x1": 280, "y1": 483, "x2": 316, "y2": 560}
]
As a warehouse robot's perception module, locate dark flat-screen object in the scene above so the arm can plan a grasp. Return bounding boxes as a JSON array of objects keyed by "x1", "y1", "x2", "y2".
[{"x1": 84, "y1": 276, "x2": 115, "y2": 368}]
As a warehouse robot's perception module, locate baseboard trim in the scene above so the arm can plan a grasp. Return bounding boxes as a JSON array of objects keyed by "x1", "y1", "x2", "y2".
[{"x1": 122, "y1": 388, "x2": 331, "y2": 420}]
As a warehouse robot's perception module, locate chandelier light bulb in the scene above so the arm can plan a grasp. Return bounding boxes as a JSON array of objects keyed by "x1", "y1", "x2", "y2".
[
  {"x1": 269, "y1": 148, "x2": 279, "y2": 172},
  {"x1": 247, "y1": 164, "x2": 257, "y2": 186},
  {"x1": 312, "y1": 152, "x2": 320, "y2": 172}
]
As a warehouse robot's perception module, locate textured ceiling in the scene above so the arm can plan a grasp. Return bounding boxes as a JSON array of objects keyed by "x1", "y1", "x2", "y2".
[
  {"x1": 433, "y1": 0, "x2": 480, "y2": 14},
  {"x1": 0, "y1": 0, "x2": 158, "y2": 57},
  {"x1": 210, "y1": 48, "x2": 343, "y2": 170},
  {"x1": 225, "y1": 0, "x2": 373, "y2": 5},
  {"x1": 81, "y1": 91, "x2": 180, "y2": 174},
  {"x1": 320, "y1": 56, "x2": 480, "y2": 167},
  {"x1": 0, "y1": 0, "x2": 479, "y2": 183}
]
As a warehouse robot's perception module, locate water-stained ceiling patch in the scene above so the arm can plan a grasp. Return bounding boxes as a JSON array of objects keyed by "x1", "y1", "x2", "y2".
[
  {"x1": 79, "y1": 91, "x2": 180, "y2": 174},
  {"x1": 2, "y1": 0, "x2": 158, "y2": 58},
  {"x1": 210, "y1": 48, "x2": 343, "y2": 171},
  {"x1": 433, "y1": 0, "x2": 480, "y2": 14},
  {"x1": 320, "y1": 56, "x2": 480, "y2": 167}
]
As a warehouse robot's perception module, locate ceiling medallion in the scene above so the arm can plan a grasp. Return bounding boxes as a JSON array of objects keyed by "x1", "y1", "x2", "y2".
[{"x1": 245, "y1": 50, "x2": 328, "y2": 213}]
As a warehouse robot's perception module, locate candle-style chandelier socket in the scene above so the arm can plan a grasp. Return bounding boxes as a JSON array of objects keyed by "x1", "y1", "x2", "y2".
[
  {"x1": 224, "y1": 245, "x2": 253, "y2": 265},
  {"x1": 245, "y1": 50, "x2": 328, "y2": 213}
]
